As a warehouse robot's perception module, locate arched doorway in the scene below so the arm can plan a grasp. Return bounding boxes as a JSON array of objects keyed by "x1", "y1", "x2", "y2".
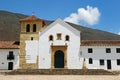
[{"x1": 54, "y1": 50, "x2": 64, "y2": 68}]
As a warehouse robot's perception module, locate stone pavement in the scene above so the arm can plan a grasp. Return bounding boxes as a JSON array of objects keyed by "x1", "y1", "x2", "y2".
[{"x1": 0, "y1": 75, "x2": 120, "y2": 80}]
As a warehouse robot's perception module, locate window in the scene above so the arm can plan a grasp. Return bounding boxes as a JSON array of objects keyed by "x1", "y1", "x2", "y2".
[
  {"x1": 57, "y1": 33, "x2": 61, "y2": 40},
  {"x1": 65, "y1": 35, "x2": 70, "y2": 41},
  {"x1": 117, "y1": 59, "x2": 120, "y2": 65},
  {"x1": 49, "y1": 35, "x2": 53, "y2": 41},
  {"x1": 88, "y1": 48, "x2": 93, "y2": 53},
  {"x1": 7, "y1": 51, "x2": 14, "y2": 60},
  {"x1": 100, "y1": 59, "x2": 104, "y2": 65},
  {"x1": 33, "y1": 24, "x2": 36, "y2": 32},
  {"x1": 89, "y1": 58, "x2": 93, "y2": 64},
  {"x1": 9, "y1": 51, "x2": 13, "y2": 55},
  {"x1": 26, "y1": 24, "x2": 30, "y2": 32},
  {"x1": 106, "y1": 48, "x2": 111, "y2": 53},
  {"x1": 116, "y1": 48, "x2": 120, "y2": 53},
  {"x1": 31, "y1": 37, "x2": 33, "y2": 40}
]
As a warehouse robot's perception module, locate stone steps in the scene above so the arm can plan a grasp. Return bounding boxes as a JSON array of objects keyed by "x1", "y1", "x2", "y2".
[{"x1": 3, "y1": 69, "x2": 118, "y2": 75}]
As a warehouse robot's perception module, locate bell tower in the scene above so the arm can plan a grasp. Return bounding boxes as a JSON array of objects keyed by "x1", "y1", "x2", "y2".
[{"x1": 19, "y1": 15, "x2": 45, "y2": 69}]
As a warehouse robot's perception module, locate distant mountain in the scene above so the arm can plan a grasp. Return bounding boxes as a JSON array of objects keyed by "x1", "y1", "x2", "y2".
[
  {"x1": 0, "y1": 10, "x2": 27, "y2": 41},
  {"x1": 0, "y1": 10, "x2": 120, "y2": 41}
]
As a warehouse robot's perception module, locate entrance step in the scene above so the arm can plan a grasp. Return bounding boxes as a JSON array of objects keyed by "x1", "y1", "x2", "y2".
[{"x1": 4, "y1": 69, "x2": 118, "y2": 75}]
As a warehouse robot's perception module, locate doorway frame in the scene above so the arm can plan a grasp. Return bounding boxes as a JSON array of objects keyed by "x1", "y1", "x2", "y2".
[
  {"x1": 51, "y1": 45, "x2": 67, "y2": 69},
  {"x1": 107, "y1": 60, "x2": 112, "y2": 69},
  {"x1": 8, "y1": 62, "x2": 13, "y2": 70},
  {"x1": 54, "y1": 50, "x2": 64, "y2": 68}
]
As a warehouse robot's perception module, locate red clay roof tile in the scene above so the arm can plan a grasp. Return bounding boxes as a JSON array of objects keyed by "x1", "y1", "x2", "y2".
[
  {"x1": 0, "y1": 41, "x2": 19, "y2": 49},
  {"x1": 81, "y1": 40, "x2": 120, "y2": 46},
  {"x1": 20, "y1": 15, "x2": 43, "y2": 22}
]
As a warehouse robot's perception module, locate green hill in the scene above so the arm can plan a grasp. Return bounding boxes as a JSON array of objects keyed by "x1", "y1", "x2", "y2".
[{"x1": 0, "y1": 10, "x2": 120, "y2": 41}]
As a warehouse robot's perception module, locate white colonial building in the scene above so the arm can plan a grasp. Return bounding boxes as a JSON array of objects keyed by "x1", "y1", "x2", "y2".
[
  {"x1": 81, "y1": 40, "x2": 120, "y2": 70},
  {"x1": 0, "y1": 15, "x2": 120, "y2": 70},
  {"x1": 0, "y1": 41, "x2": 19, "y2": 70},
  {"x1": 25, "y1": 19, "x2": 81, "y2": 69}
]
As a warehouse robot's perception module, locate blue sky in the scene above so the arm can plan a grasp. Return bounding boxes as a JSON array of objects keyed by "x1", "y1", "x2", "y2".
[{"x1": 0, "y1": 0, "x2": 120, "y2": 34}]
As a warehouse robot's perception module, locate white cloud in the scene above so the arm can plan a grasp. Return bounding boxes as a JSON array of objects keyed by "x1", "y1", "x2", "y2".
[
  {"x1": 64, "y1": 5, "x2": 101, "y2": 25},
  {"x1": 118, "y1": 32, "x2": 120, "y2": 35}
]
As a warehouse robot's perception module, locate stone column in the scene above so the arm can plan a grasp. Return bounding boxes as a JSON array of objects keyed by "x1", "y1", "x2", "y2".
[{"x1": 83, "y1": 58, "x2": 87, "y2": 69}]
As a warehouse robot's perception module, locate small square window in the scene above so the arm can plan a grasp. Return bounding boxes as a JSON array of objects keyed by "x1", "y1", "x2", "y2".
[
  {"x1": 100, "y1": 59, "x2": 104, "y2": 65},
  {"x1": 116, "y1": 48, "x2": 120, "y2": 53},
  {"x1": 106, "y1": 48, "x2": 111, "y2": 53},
  {"x1": 88, "y1": 48, "x2": 93, "y2": 53},
  {"x1": 57, "y1": 33, "x2": 61, "y2": 40},
  {"x1": 117, "y1": 59, "x2": 120, "y2": 65}
]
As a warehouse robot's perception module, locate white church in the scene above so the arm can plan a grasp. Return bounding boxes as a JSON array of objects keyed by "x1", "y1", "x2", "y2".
[{"x1": 0, "y1": 15, "x2": 120, "y2": 70}]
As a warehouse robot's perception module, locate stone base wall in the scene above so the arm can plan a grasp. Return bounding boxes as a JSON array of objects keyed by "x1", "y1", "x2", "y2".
[
  {"x1": 19, "y1": 56, "x2": 38, "y2": 69},
  {"x1": 5, "y1": 69, "x2": 116, "y2": 75}
]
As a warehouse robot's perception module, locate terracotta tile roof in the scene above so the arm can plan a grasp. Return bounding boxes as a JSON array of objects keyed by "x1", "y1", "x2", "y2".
[
  {"x1": 0, "y1": 41, "x2": 19, "y2": 49},
  {"x1": 20, "y1": 15, "x2": 44, "y2": 22},
  {"x1": 81, "y1": 40, "x2": 120, "y2": 46}
]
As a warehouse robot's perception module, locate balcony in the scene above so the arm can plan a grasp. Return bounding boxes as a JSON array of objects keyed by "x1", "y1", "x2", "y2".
[{"x1": 7, "y1": 54, "x2": 14, "y2": 60}]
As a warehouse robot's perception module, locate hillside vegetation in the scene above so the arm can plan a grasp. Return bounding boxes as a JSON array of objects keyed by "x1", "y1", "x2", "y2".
[{"x1": 0, "y1": 10, "x2": 120, "y2": 41}]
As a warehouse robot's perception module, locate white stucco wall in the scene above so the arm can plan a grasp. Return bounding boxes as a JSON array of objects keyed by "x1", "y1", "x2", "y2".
[
  {"x1": 25, "y1": 41, "x2": 38, "y2": 63},
  {"x1": 39, "y1": 19, "x2": 81, "y2": 69},
  {"x1": 81, "y1": 46, "x2": 120, "y2": 70},
  {"x1": 0, "y1": 49, "x2": 19, "y2": 70},
  {"x1": 19, "y1": 19, "x2": 120, "y2": 70}
]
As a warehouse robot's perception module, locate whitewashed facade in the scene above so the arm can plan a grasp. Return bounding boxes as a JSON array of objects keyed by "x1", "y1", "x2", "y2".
[
  {"x1": 1, "y1": 18, "x2": 120, "y2": 70},
  {"x1": 25, "y1": 41, "x2": 38, "y2": 64},
  {"x1": 25, "y1": 19, "x2": 81, "y2": 69},
  {"x1": 81, "y1": 46, "x2": 120, "y2": 70},
  {"x1": 38, "y1": 19, "x2": 81, "y2": 69},
  {"x1": 0, "y1": 49, "x2": 19, "y2": 70},
  {"x1": 81, "y1": 41, "x2": 120, "y2": 70},
  {"x1": 24, "y1": 19, "x2": 120, "y2": 70}
]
